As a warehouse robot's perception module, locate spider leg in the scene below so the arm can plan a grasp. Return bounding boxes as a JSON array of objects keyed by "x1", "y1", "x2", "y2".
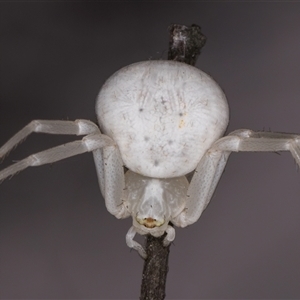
[
  {"x1": 228, "y1": 129, "x2": 300, "y2": 166},
  {"x1": 0, "y1": 119, "x2": 130, "y2": 219},
  {"x1": 126, "y1": 226, "x2": 147, "y2": 259},
  {"x1": 0, "y1": 133, "x2": 113, "y2": 182},
  {"x1": 0, "y1": 119, "x2": 99, "y2": 159},
  {"x1": 174, "y1": 129, "x2": 300, "y2": 227},
  {"x1": 93, "y1": 144, "x2": 130, "y2": 219},
  {"x1": 163, "y1": 225, "x2": 176, "y2": 247}
]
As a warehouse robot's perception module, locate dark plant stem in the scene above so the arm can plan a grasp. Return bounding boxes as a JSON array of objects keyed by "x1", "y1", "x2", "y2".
[
  {"x1": 168, "y1": 24, "x2": 206, "y2": 65},
  {"x1": 140, "y1": 24, "x2": 206, "y2": 300}
]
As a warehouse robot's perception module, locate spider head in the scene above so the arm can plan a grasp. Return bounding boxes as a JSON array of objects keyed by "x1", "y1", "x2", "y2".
[
  {"x1": 134, "y1": 190, "x2": 168, "y2": 233},
  {"x1": 124, "y1": 170, "x2": 188, "y2": 235}
]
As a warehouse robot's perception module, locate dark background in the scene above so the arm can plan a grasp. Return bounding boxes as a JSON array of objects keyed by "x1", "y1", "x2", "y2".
[{"x1": 1, "y1": 2, "x2": 300, "y2": 299}]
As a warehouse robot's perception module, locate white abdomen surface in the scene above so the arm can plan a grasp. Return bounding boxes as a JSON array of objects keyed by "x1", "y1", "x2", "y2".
[{"x1": 96, "y1": 61, "x2": 229, "y2": 178}]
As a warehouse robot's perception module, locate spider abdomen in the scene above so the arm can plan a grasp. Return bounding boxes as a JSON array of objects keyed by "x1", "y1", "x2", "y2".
[{"x1": 96, "y1": 61, "x2": 229, "y2": 178}]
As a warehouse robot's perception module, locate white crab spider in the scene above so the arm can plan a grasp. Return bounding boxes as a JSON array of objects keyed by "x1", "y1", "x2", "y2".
[{"x1": 0, "y1": 60, "x2": 299, "y2": 259}]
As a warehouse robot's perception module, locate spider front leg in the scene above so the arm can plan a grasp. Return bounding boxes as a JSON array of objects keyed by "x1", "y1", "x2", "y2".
[
  {"x1": 92, "y1": 145, "x2": 130, "y2": 219},
  {"x1": 0, "y1": 118, "x2": 131, "y2": 252},
  {"x1": 93, "y1": 146, "x2": 141, "y2": 254},
  {"x1": 0, "y1": 119, "x2": 130, "y2": 217},
  {"x1": 174, "y1": 129, "x2": 300, "y2": 227}
]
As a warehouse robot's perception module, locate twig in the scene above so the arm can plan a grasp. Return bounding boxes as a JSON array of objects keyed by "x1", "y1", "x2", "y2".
[
  {"x1": 140, "y1": 24, "x2": 207, "y2": 300},
  {"x1": 168, "y1": 24, "x2": 206, "y2": 65}
]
